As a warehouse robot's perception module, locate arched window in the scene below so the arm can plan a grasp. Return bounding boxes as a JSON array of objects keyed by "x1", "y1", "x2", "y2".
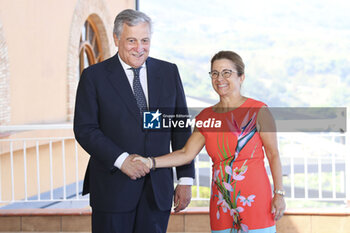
[
  {"x1": 68, "y1": 9, "x2": 110, "y2": 121},
  {"x1": 78, "y1": 18, "x2": 103, "y2": 76}
]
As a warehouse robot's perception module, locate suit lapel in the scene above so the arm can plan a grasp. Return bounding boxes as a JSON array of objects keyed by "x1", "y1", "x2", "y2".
[
  {"x1": 146, "y1": 58, "x2": 162, "y2": 110},
  {"x1": 106, "y1": 54, "x2": 141, "y2": 123}
]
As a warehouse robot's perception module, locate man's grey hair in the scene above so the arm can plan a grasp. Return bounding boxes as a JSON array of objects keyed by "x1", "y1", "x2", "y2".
[{"x1": 113, "y1": 9, "x2": 152, "y2": 38}]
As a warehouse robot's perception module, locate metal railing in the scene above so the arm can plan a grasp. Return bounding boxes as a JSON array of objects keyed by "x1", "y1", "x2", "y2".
[
  {"x1": 191, "y1": 132, "x2": 349, "y2": 205},
  {"x1": 278, "y1": 132, "x2": 348, "y2": 203},
  {"x1": 0, "y1": 136, "x2": 89, "y2": 209},
  {"x1": 0, "y1": 125, "x2": 349, "y2": 208}
]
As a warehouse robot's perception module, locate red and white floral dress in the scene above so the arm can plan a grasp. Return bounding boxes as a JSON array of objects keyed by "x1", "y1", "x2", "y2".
[{"x1": 196, "y1": 98, "x2": 276, "y2": 233}]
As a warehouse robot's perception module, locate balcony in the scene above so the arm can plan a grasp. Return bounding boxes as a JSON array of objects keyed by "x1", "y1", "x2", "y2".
[{"x1": 0, "y1": 124, "x2": 349, "y2": 232}]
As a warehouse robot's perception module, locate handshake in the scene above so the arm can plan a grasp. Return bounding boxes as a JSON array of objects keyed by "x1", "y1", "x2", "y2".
[{"x1": 120, "y1": 154, "x2": 156, "y2": 180}]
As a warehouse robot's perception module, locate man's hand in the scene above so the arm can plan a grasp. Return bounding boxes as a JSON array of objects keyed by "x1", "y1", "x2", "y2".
[
  {"x1": 120, "y1": 154, "x2": 150, "y2": 180},
  {"x1": 173, "y1": 185, "x2": 192, "y2": 213},
  {"x1": 133, "y1": 156, "x2": 152, "y2": 169}
]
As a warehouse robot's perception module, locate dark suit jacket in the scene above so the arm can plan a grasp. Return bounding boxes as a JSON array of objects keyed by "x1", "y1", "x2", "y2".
[{"x1": 73, "y1": 53, "x2": 195, "y2": 212}]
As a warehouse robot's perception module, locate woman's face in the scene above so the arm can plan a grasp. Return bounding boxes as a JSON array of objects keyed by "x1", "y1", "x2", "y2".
[{"x1": 211, "y1": 58, "x2": 244, "y2": 98}]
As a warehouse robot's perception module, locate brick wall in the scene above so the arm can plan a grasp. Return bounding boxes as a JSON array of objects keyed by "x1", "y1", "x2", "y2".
[{"x1": 0, "y1": 20, "x2": 10, "y2": 125}]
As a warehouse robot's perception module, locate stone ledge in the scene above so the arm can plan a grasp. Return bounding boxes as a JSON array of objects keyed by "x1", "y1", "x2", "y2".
[
  {"x1": 283, "y1": 208, "x2": 350, "y2": 216},
  {"x1": 0, "y1": 208, "x2": 92, "y2": 217},
  {"x1": 1, "y1": 207, "x2": 350, "y2": 216},
  {"x1": 1, "y1": 207, "x2": 350, "y2": 233}
]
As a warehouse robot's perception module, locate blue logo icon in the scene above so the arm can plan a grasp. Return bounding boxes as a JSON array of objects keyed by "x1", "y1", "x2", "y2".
[{"x1": 143, "y1": 109, "x2": 162, "y2": 129}]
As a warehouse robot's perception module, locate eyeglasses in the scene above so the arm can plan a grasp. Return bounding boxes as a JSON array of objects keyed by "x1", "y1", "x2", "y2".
[{"x1": 208, "y1": 69, "x2": 238, "y2": 79}]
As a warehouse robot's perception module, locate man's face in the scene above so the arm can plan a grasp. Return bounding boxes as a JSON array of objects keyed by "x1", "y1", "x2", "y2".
[{"x1": 113, "y1": 22, "x2": 151, "y2": 68}]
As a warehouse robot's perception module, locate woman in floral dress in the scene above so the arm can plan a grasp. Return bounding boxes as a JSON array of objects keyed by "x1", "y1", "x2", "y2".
[{"x1": 135, "y1": 51, "x2": 285, "y2": 233}]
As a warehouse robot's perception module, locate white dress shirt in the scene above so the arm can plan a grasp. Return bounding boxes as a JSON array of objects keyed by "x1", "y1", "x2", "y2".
[{"x1": 114, "y1": 54, "x2": 193, "y2": 185}]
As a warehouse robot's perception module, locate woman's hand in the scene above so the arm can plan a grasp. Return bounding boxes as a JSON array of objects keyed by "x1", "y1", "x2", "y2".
[
  {"x1": 133, "y1": 156, "x2": 152, "y2": 169},
  {"x1": 271, "y1": 194, "x2": 286, "y2": 221}
]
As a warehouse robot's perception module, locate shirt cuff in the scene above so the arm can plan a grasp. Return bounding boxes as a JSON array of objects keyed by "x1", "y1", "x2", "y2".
[
  {"x1": 114, "y1": 152, "x2": 130, "y2": 169},
  {"x1": 178, "y1": 177, "x2": 194, "y2": 185}
]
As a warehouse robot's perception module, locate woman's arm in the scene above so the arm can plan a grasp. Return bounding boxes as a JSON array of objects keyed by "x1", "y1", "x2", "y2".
[
  {"x1": 134, "y1": 127, "x2": 205, "y2": 168},
  {"x1": 257, "y1": 106, "x2": 286, "y2": 221}
]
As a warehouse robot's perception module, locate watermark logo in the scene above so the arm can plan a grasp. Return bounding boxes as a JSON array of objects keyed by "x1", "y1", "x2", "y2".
[
  {"x1": 141, "y1": 107, "x2": 346, "y2": 132},
  {"x1": 143, "y1": 109, "x2": 222, "y2": 130},
  {"x1": 143, "y1": 109, "x2": 162, "y2": 129}
]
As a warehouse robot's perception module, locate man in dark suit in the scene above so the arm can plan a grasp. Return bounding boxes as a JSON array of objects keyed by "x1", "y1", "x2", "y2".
[{"x1": 73, "y1": 9, "x2": 195, "y2": 233}]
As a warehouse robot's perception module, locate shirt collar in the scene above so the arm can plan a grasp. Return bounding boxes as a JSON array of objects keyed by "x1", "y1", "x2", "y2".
[{"x1": 117, "y1": 53, "x2": 146, "y2": 71}]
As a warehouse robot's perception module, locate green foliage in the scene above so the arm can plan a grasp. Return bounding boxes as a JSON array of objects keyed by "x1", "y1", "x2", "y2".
[
  {"x1": 191, "y1": 186, "x2": 211, "y2": 199},
  {"x1": 286, "y1": 200, "x2": 345, "y2": 208},
  {"x1": 189, "y1": 186, "x2": 210, "y2": 207},
  {"x1": 141, "y1": 0, "x2": 350, "y2": 107},
  {"x1": 283, "y1": 171, "x2": 345, "y2": 193}
]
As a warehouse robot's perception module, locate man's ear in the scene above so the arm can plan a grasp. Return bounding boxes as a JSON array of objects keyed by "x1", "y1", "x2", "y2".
[{"x1": 113, "y1": 33, "x2": 119, "y2": 47}]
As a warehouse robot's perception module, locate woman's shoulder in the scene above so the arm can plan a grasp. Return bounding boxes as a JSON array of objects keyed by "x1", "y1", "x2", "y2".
[
  {"x1": 196, "y1": 106, "x2": 213, "y2": 115},
  {"x1": 195, "y1": 106, "x2": 216, "y2": 119},
  {"x1": 245, "y1": 97, "x2": 267, "y2": 108}
]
